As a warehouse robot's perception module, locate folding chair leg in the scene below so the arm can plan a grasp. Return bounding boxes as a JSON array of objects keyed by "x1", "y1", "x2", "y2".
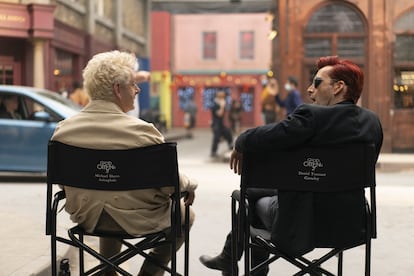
[
  {"x1": 79, "y1": 233, "x2": 84, "y2": 275},
  {"x1": 231, "y1": 197, "x2": 238, "y2": 276},
  {"x1": 69, "y1": 230, "x2": 131, "y2": 276},
  {"x1": 365, "y1": 239, "x2": 371, "y2": 276},
  {"x1": 250, "y1": 255, "x2": 279, "y2": 275},
  {"x1": 244, "y1": 207, "x2": 250, "y2": 276},
  {"x1": 184, "y1": 205, "x2": 190, "y2": 276},
  {"x1": 293, "y1": 249, "x2": 340, "y2": 276},
  {"x1": 337, "y1": 252, "x2": 343, "y2": 276},
  {"x1": 51, "y1": 235, "x2": 57, "y2": 276}
]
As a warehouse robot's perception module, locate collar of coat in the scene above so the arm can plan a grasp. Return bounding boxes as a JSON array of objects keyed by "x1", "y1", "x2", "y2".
[{"x1": 81, "y1": 100, "x2": 124, "y2": 114}]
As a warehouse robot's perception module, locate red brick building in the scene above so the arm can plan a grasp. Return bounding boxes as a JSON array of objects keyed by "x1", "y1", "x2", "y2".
[{"x1": 272, "y1": 0, "x2": 414, "y2": 152}]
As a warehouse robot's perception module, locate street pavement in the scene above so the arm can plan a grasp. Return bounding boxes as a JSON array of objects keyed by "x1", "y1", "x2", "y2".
[{"x1": 1, "y1": 127, "x2": 414, "y2": 275}]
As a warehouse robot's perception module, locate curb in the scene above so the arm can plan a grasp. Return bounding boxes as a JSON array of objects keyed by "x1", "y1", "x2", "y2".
[
  {"x1": 376, "y1": 161, "x2": 414, "y2": 172},
  {"x1": 377, "y1": 154, "x2": 414, "y2": 172}
]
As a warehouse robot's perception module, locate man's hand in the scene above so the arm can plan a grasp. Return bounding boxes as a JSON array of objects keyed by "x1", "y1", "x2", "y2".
[
  {"x1": 135, "y1": 71, "x2": 151, "y2": 83},
  {"x1": 229, "y1": 149, "x2": 243, "y2": 175},
  {"x1": 184, "y1": 191, "x2": 195, "y2": 206}
]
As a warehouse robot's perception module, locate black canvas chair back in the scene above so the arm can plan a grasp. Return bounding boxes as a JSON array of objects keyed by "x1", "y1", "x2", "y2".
[
  {"x1": 231, "y1": 143, "x2": 377, "y2": 276},
  {"x1": 46, "y1": 141, "x2": 189, "y2": 276}
]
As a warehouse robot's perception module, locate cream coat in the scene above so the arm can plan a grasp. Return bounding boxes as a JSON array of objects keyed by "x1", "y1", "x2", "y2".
[{"x1": 51, "y1": 100, "x2": 197, "y2": 235}]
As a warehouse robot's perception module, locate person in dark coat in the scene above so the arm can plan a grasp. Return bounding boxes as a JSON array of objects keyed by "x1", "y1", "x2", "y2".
[
  {"x1": 275, "y1": 75, "x2": 303, "y2": 117},
  {"x1": 210, "y1": 90, "x2": 233, "y2": 158},
  {"x1": 200, "y1": 55, "x2": 383, "y2": 276}
]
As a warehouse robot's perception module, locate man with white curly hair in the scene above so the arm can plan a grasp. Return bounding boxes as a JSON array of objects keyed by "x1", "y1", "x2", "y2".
[{"x1": 52, "y1": 50, "x2": 197, "y2": 276}]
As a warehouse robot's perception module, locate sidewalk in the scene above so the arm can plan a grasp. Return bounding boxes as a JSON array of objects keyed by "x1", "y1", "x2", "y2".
[
  {"x1": 1, "y1": 127, "x2": 413, "y2": 276},
  {"x1": 166, "y1": 127, "x2": 414, "y2": 172},
  {"x1": 0, "y1": 183, "x2": 75, "y2": 276},
  {"x1": 377, "y1": 153, "x2": 414, "y2": 172}
]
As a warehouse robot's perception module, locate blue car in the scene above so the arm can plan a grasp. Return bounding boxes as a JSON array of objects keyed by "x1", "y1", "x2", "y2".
[{"x1": 0, "y1": 85, "x2": 80, "y2": 173}]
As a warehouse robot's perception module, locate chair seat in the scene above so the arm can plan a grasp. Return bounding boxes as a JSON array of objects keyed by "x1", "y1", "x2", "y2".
[
  {"x1": 70, "y1": 225, "x2": 170, "y2": 240},
  {"x1": 250, "y1": 226, "x2": 271, "y2": 241}
]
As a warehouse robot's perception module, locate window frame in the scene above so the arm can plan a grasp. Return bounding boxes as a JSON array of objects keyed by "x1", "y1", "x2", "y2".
[
  {"x1": 239, "y1": 30, "x2": 255, "y2": 60},
  {"x1": 202, "y1": 31, "x2": 217, "y2": 60}
]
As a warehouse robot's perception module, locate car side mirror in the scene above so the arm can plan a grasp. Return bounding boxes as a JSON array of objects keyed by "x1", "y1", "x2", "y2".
[{"x1": 33, "y1": 111, "x2": 51, "y2": 122}]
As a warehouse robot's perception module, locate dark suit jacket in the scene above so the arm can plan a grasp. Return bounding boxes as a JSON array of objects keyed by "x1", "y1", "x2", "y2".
[{"x1": 235, "y1": 101, "x2": 383, "y2": 256}]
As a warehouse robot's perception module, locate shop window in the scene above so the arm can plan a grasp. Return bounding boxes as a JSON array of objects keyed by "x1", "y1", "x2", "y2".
[
  {"x1": 240, "y1": 31, "x2": 254, "y2": 60},
  {"x1": 240, "y1": 91, "x2": 253, "y2": 112},
  {"x1": 304, "y1": 3, "x2": 366, "y2": 59},
  {"x1": 202, "y1": 32, "x2": 217, "y2": 60},
  {"x1": 0, "y1": 64, "x2": 13, "y2": 84},
  {"x1": 337, "y1": 37, "x2": 365, "y2": 57},
  {"x1": 394, "y1": 35, "x2": 414, "y2": 61},
  {"x1": 304, "y1": 38, "x2": 331, "y2": 57},
  {"x1": 202, "y1": 87, "x2": 230, "y2": 111},
  {"x1": 393, "y1": 10, "x2": 414, "y2": 109},
  {"x1": 54, "y1": 49, "x2": 74, "y2": 94},
  {"x1": 305, "y1": 4, "x2": 364, "y2": 33},
  {"x1": 178, "y1": 86, "x2": 195, "y2": 110},
  {"x1": 393, "y1": 70, "x2": 414, "y2": 109}
]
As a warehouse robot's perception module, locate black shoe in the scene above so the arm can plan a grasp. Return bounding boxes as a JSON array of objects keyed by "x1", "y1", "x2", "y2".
[{"x1": 199, "y1": 254, "x2": 231, "y2": 273}]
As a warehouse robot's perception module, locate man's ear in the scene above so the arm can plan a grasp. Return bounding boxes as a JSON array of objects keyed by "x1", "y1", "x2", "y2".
[
  {"x1": 333, "y1": 80, "x2": 346, "y2": 96},
  {"x1": 113, "y1": 83, "x2": 121, "y2": 100}
]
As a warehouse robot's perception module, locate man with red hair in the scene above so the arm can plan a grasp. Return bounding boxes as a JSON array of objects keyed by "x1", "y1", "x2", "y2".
[{"x1": 200, "y1": 56, "x2": 383, "y2": 276}]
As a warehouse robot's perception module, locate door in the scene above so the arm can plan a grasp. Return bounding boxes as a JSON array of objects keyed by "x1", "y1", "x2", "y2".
[{"x1": 0, "y1": 57, "x2": 21, "y2": 85}]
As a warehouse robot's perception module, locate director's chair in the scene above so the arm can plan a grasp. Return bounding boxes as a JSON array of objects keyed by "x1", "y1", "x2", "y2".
[
  {"x1": 231, "y1": 143, "x2": 377, "y2": 276},
  {"x1": 46, "y1": 141, "x2": 190, "y2": 276}
]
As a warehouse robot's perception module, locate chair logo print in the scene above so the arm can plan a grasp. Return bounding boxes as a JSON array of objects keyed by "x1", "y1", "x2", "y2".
[
  {"x1": 303, "y1": 157, "x2": 323, "y2": 171},
  {"x1": 299, "y1": 157, "x2": 326, "y2": 182},
  {"x1": 97, "y1": 160, "x2": 116, "y2": 173},
  {"x1": 95, "y1": 160, "x2": 120, "y2": 183}
]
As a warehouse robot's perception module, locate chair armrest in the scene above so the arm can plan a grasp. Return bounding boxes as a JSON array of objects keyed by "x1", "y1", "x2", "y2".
[
  {"x1": 254, "y1": 235, "x2": 277, "y2": 251},
  {"x1": 46, "y1": 190, "x2": 66, "y2": 236},
  {"x1": 54, "y1": 190, "x2": 66, "y2": 202},
  {"x1": 181, "y1": 191, "x2": 189, "y2": 200},
  {"x1": 231, "y1": 190, "x2": 241, "y2": 202}
]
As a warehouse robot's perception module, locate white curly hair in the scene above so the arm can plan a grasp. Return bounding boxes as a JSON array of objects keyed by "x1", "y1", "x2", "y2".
[{"x1": 82, "y1": 50, "x2": 138, "y2": 101}]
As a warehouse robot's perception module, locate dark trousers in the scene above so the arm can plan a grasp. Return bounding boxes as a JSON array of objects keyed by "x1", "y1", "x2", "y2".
[
  {"x1": 211, "y1": 124, "x2": 233, "y2": 154},
  {"x1": 223, "y1": 196, "x2": 279, "y2": 276}
]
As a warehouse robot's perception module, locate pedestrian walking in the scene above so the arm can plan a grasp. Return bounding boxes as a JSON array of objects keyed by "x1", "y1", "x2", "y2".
[
  {"x1": 261, "y1": 77, "x2": 279, "y2": 124},
  {"x1": 228, "y1": 98, "x2": 242, "y2": 136},
  {"x1": 275, "y1": 76, "x2": 303, "y2": 117},
  {"x1": 183, "y1": 96, "x2": 197, "y2": 138},
  {"x1": 210, "y1": 90, "x2": 233, "y2": 158}
]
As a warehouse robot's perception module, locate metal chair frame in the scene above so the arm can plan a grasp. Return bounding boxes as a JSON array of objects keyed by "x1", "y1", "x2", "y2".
[
  {"x1": 231, "y1": 143, "x2": 377, "y2": 276},
  {"x1": 46, "y1": 141, "x2": 190, "y2": 276}
]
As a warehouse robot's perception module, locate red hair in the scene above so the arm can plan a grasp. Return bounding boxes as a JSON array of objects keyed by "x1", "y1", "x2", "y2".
[{"x1": 316, "y1": 56, "x2": 364, "y2": 103}]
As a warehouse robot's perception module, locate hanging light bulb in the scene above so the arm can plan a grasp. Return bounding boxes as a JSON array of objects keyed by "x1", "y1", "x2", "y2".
[{"x1": 267, "y1": 30, "x2": 278, "y2": 40}]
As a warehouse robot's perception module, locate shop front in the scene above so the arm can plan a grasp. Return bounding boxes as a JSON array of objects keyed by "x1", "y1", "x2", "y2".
[
  {"x1": 170, "y1": 73, "x2": 263, "y2": 128},
  {"x1": 0, "y1": 2, "x2": 117, "y2": 94},
  {"x1": 0, "y1": 2, "x2": 54, "y2": 87}
]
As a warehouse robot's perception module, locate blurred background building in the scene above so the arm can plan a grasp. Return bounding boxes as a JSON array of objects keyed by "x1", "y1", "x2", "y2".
[
  {"x1": 151, "y1": 0, "x2": 273, "y2": 129},
  {"x1": 1, "y1": 0, "x2": 414, "y2": 153},
  {"x1": 152, "y1": 0, "x2": 414, "y2": 153},
  {"x1": 269, "y1": 0, "x2": 414, "y2": 153},
  {"x1": 0, "y1": 0, "x2": 150, "y2": 101}
]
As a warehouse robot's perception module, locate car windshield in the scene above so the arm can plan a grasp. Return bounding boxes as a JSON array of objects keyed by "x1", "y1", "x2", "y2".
[
  {"x1": 36, "y1": 90, "x2": 81, "y2": 109},
  {"x1": 34, "y1": 89, "x2": 81, "y2": 116}
]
